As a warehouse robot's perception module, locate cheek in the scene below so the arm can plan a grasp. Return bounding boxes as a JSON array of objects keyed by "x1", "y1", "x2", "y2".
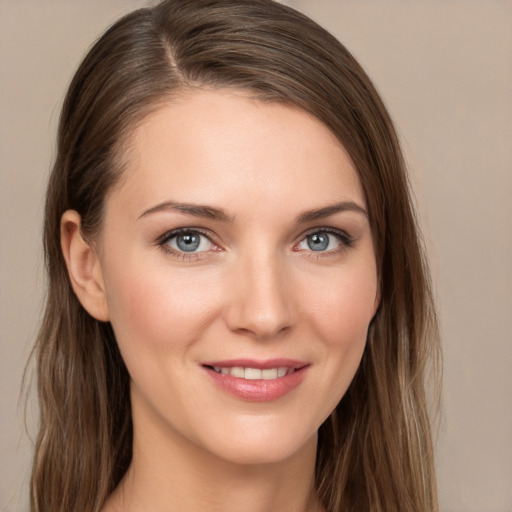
[
  {"x1": 103, "y1": 260, "x2": 222, "y2": 363},
  {"x1": 306, "y1": 263, "x2": 378, "y2": 344},
  {"x1": 304, "y1": 262, "x2": 377, "y2": 392}
]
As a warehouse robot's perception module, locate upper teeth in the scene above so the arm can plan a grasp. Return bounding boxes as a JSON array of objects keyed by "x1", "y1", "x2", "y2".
[{"x1": 212, "y1": 366, "x2": 291, "y2": 380}]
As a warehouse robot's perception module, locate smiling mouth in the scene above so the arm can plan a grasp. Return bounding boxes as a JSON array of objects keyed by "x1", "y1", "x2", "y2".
[
  {"x1": 202, "y1": 360, "x2": 309, "y2": 401},
  {"x1": 204, "y1": 365, "x2": 297, "y2": 380}
]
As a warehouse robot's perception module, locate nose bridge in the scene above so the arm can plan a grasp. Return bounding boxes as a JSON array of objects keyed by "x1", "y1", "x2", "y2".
[{"x1": 224, "y1": 244, "x2": 295, "y2": 339}]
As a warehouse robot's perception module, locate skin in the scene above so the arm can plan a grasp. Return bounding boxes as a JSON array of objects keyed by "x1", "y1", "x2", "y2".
[{"x1": 61, "y1": 89, "x2": 379, "y2": 512}]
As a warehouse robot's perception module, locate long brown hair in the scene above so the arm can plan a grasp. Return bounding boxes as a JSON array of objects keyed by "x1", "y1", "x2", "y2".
[{"x1": 31, "y1": 1, "x2": 440, "y2": 511}]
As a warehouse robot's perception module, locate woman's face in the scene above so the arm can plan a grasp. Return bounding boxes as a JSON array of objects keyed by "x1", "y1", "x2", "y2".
[{"x1": 96, "y1": 89, "x2": 379, "y2": 466}]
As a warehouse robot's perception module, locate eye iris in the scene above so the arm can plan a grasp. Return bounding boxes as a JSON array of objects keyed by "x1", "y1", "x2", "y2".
[
  {"x1": 307, "y1": 233, "x2": 329, "y2": 251},
  {"x1": 176, "y1": 233, "x2": 200, "y2": 252}
]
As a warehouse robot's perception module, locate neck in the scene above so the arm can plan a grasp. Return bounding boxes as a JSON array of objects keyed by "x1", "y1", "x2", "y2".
[{"x1": 103, "y1": 397, "x2": 323, "y2": 512}]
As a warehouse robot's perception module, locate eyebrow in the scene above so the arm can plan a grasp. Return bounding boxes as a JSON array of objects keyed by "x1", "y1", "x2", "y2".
[
  {"x1": 296, "y1": 201, "x2": 368, "y2": 223},
  {"x1": 138, "y1": 200, "x2": 234, "y2": 222},
  {"x1": 138, "y1": 199, "x2": 367, "y2": 223}
]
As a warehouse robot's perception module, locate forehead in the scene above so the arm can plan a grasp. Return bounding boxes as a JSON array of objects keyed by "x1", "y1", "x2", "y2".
[{"x1": 109, "y1": 89, "x2": 365, "y2": 219}]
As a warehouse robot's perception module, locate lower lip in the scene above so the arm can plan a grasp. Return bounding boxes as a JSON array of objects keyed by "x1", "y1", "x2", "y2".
[{"x1": 203, "y1": 366, "x2": 309, "y2": 402}]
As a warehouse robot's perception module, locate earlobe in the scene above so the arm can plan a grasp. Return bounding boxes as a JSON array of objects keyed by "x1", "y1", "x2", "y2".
[{"x1": 60, "y1": 210, "x2": 110, "y2": 321}]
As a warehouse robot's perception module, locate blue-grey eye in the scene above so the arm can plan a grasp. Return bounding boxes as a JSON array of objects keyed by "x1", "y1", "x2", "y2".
[
  {"x1": 167, "y1": 232, "x2": 213, "y2": 252},
  {"x1": 298, "y1": 231, "x2": 341, "y2": 252},
  {"x1": 176, "y1": 233, "x2": 200, "y2": 252},
  {"x1": 307, "y1": 233, "x2": 329, "y2": 251}
]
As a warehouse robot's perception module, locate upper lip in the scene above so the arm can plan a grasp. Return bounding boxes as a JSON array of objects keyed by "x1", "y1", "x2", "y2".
[{"x1": 201, "y1": 358, "x2": 308, "y2": 370}]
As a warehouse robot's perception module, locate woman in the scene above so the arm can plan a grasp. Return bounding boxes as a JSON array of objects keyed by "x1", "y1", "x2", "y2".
[{"x1": 31, "y1": 0, "x2": 440, "y2": 511}]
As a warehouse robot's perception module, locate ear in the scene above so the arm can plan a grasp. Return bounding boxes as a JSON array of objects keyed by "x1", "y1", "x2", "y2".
[{"x1": 60, "y1": 210, "x2": 110, "y2": 322}]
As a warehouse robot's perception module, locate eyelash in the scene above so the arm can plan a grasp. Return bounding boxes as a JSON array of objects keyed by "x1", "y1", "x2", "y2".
[
  {"x1": 298, "y1": 227, "x2": 355, "y2": 260},
  {"x1": 156, "y1": 227, "x2": 355, "y2": 262},
  {"x1": 157, "y1": 227, "x2": 217, "y2": 262}
]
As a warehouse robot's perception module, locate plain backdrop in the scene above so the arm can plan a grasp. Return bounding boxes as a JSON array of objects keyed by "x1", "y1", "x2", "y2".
[{"x1": 1, "y1": 1, "x2": 511, "y2": 511}]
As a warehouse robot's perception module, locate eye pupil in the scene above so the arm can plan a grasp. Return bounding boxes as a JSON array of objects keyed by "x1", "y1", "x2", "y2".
[
  {"x1": 177, "y1": 233, "x2": 200, "y2": 252},
  {"x1": 307, "y1": 233, "x2": 329, "y2": 251}
]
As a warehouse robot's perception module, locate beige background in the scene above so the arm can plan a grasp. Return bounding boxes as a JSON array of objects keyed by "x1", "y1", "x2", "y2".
[{"x1": 1, "y1": 1, "x2": 510, "y2": 511}]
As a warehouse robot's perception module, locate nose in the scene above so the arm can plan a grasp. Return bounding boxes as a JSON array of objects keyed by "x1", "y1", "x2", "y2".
[{"x1": 223, "y1": 251, "x2": 297, "y2": 340}]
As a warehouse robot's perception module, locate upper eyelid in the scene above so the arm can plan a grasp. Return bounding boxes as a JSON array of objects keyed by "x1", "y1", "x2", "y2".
[
  {"x1": 301, "y1": 226, "x2": 349, "y2": 236},
  {"x1": 298, "y1": 226, "x2": 353, "y2": 242},
  {"x1": 157, "y1": 227, "x2": 215, "y2": 244}
]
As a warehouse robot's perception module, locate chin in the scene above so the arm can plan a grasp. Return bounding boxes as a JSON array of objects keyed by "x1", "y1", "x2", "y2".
[{"x1": 193, "y1": 423, "x2": 318, "y2": 467}]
